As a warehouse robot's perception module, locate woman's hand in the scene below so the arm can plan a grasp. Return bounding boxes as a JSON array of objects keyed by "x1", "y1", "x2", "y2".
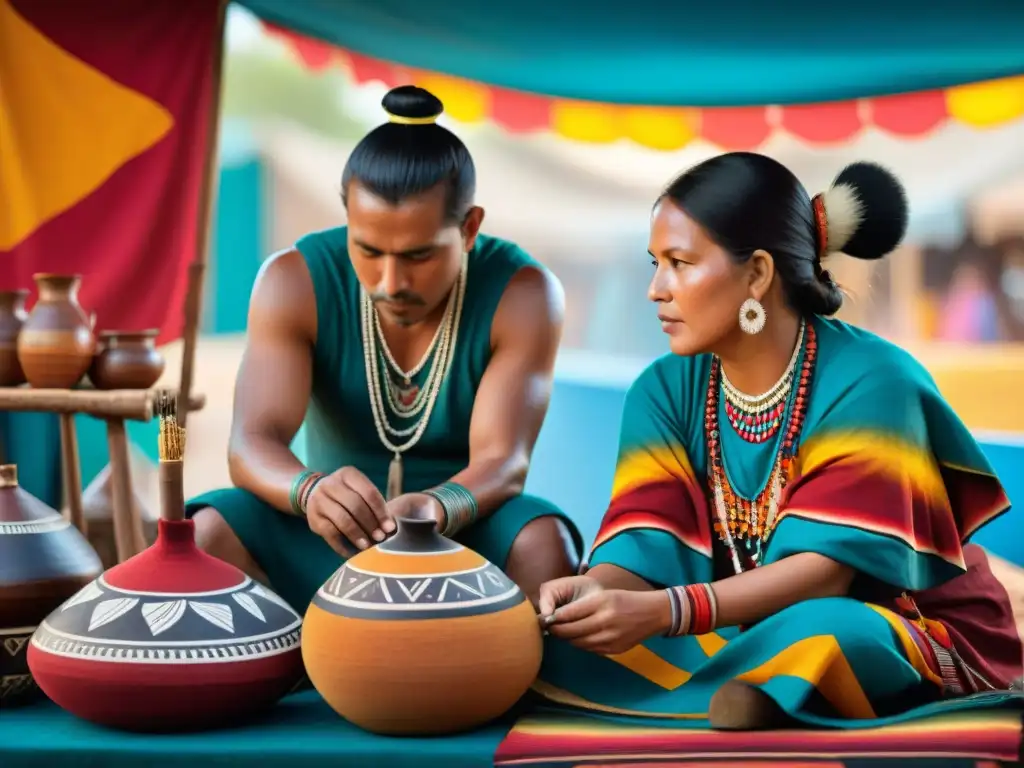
[
  {"x1": 537, "y1": 575, "x2": 605, "y2": 620},
  {"x1": 544, "y1": 587, "x2": 672, "y2": 655}
]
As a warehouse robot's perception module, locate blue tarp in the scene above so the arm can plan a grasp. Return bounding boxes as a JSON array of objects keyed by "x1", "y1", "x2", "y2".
[{"x1": 235, "y1": 0, "x2": 1024, "y2": 106}]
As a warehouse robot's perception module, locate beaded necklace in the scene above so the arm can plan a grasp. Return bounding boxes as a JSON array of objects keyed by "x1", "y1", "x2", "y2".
[
  {"x1": 373, "y1": 306, "x2": 444, "y2": 418},
  {"x1": 705, "y1": 320, "x2": 817, "y2": 572},
  {"x1": 361, "y1": 252, "x2": 468, "y2": 499},
  {"x1": 720, "y1": 323, "x2": 803, "y2": 443}
]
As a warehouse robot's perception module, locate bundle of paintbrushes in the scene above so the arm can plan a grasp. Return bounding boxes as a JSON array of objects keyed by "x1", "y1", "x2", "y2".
[{"x1": 156, "y1": 389, "x2": 186, "y2": 521}]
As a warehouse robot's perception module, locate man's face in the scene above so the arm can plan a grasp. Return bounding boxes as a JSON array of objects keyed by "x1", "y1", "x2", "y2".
[{"x1": 346, "y1": 181, "x2": 482, "y2": 327}]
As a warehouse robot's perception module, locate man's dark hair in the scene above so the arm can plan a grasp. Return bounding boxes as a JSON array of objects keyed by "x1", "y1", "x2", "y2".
[{"x1": 341, "y1": 85, "x2": 476, "y2": 225}]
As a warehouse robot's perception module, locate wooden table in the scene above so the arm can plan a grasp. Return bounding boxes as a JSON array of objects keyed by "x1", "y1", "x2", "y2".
[{"x1": 0, "y1": 387, "x2": 204, "y2": 562}]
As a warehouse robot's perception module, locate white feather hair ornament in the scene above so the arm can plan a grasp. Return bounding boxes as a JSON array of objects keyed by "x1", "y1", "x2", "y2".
[{"x1": 817, "y1": 182, "x2": 865, "y2": 256}]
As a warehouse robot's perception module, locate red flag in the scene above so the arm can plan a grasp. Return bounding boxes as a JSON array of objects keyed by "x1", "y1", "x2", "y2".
[{"x1": 0, "y1": 0, "x2": 222, "y2": 345}]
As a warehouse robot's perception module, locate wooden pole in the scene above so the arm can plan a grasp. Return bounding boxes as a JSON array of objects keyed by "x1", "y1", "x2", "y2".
[
  {"x1": 0, "y1": 388, "x2": 204, "y2": 421},
  {"x1": 106, "y1": 418, "x2": 146, "y2": 560},
  {"x1": 176, "y1": 0, "x2": 228, "y2": 429},
  {"x1": 58, "y1": 412, "x2": 85, "y2": 535}
]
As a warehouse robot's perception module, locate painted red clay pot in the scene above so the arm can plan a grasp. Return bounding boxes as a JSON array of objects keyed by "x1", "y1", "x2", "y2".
[{"x1": 26, "y1": 517, "x2": 304, "y2": 731}]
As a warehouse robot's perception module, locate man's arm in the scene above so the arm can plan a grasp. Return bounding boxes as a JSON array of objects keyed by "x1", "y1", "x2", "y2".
[
  {"x1": 441, "y1": 265, "x2": 565, "y2": 516},
  {"x1": 227, "y1": 249, "x2": 318, "y2": 513}
]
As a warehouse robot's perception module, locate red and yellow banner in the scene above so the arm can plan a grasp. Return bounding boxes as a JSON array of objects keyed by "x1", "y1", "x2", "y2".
[
  {"x1": 0, "y1": 0, "x2": 222, "y2": 344},
  {"x1": 267, "y1": 25, "x2": 1024, "y2": 151}
]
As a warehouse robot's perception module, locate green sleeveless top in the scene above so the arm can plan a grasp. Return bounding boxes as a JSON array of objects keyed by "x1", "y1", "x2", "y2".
[{"x1": 292, "y1": 226, "x2": 537, "y2": 495}]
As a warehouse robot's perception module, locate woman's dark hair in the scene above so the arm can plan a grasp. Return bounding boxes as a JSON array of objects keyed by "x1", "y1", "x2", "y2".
[
  {"x1": 660, "y1": 152, "x2": 909, "y2": 316},
  {"x1": 341, "y1": 85, "x2": 476, "y2": 224}
]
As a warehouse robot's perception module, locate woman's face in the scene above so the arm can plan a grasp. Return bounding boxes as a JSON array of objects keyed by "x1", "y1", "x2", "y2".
[{"x1": 647, "y1": 198, "x2": 753, "y2": 357}]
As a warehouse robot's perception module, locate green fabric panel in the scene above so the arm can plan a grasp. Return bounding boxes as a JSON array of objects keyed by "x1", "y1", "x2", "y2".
[{"x1": 0, "y1": 692, "x2": 510, "y2": 767}]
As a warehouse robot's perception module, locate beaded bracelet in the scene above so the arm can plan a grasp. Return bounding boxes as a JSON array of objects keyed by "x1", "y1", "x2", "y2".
[
  {"x1": 299, "y1": 472, "x2": 325, "y2": 514},
  {"x1": 288, "y1": 470, "x2": 324, "y2": 516},
  {"x1": 663, "y1": 583, "x2": 719, "y2": 637},
  {"x1": 424, "y1": 482, "x2": 478, "y2": 537}
]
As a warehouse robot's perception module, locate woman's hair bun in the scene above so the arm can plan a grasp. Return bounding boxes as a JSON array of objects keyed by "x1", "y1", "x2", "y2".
[
  {"x1": 381, "y1": 85, "x2": 444, "y2": 122},
  {"x1": 819, "y1": 161, "x2": 909, "y2": 261}
]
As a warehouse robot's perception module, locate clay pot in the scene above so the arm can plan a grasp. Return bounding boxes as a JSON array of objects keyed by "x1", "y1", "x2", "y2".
[
  {"x1": 302, "y1": 517, "x2": 543, "y2": 735},
  {"x1": 27, "y1": 434, "x2": 304, "y2": 731},
  {"x1": 17, "y1": 274, "x2": 96, "y2": 389},
  {"x1": 0, "y1": 290, "x2": 29, "y2": 387},
  {"x1": 89, "y1": 330, "x2": 165, "y2": 390},
  {"x1": 28, "y1": 521, "x2": 305, "y2": 731},
  {"x1": 0, "y1": 464, "x2": 103, "y2": 705}
]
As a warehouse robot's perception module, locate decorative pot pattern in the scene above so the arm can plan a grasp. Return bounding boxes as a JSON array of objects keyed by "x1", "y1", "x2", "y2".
[
  {"x1": 302, "y1": 517, "x2": 543, "y2": 735},
  {"x1": 27, "y1": 519, "x2": 305, "y2": 731},
  {"x1": 32, "y1": 572, "x2": 301, "y2": 664},
  {"x1": 17, "y1": 274, "x2": 96, "y2": 389},
  {"x1": 0, "y1": 289, "x2": 29, "y2": 386},
  {"x1": 0, "y1": 464, "x2": 103, "y2": 704},
  {"x1": 89, "y1": 329, "x2": 165, "y2": 390}
]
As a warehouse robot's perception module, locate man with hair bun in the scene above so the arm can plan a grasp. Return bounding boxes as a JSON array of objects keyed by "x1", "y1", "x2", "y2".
[{"x1": 186, "y1": 85, "x2": 583, "y2": 613}]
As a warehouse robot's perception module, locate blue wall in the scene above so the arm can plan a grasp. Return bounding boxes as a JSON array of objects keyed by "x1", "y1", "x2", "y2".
[
  {"x1": 205, "y1": 156, "x2": 266, "y2": 335},
  {"x1": 524, "y1": 376, "x2": 1024, "y2": 566}
]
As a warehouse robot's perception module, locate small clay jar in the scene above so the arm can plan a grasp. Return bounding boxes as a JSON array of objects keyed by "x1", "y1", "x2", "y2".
[
  {"x1": 89, "y1": 330, "x2": 165, "y2": 390},
  {"x1": 17, "y1": 274, "x2": 96, "y2": 389},
  {"x1": 0, "y1": 289, "x2": 29, "y2": 387}
]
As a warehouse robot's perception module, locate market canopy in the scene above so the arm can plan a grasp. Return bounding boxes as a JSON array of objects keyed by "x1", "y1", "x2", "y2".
[
  {"x1": 238, "y1": 0, "x2": 1024, "y2": 106},
  {"x1": 3, "y1": 0, "x2": 1024, "y2": 355},
  {"x1": 263, "y1": 26, "x2": 1024, "y2": 152}
]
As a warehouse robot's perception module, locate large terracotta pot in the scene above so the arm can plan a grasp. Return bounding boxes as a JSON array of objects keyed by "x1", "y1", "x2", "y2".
[
  {"x1": 0, "y1": 290, "x2": 29, "y2": 386},
  {"x1": 89, "y1": 329, "x2": 165, "y2": 390},
  {"x1": 0, "y1": 464, "x2": 103, "y2": 704},
  {"x1": 302, "y1": 517, "x2": 543, "y2": 735},
  {"x1": 27, "y1": 399, "x2": 304, "y2": 732},
  {"x1": 17, "y1": 274, "x2": 96, "y2": 389}
]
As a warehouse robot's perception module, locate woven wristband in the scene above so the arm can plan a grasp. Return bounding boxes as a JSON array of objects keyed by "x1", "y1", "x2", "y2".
[{"x1": 424, "y1": 482, "x2": 478, "y2": 537}]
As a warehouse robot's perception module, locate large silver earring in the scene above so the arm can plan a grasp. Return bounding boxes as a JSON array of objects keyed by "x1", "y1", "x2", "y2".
[{"x1": 739, "y1": 298, "x2": 766, "y2": 335}]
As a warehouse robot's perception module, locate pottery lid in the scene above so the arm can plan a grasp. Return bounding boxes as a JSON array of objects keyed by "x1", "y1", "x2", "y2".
[{"x1": 0, "y1": 464, "x2": 17, "y2": 488}]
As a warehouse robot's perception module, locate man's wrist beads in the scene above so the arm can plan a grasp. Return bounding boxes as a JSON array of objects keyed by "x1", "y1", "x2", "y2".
[
  {"x1": 423, "y1": 482, "x2": 478, "y2": 537},
  {"x1": 289, "y1": 470, "x2": 324, "y2": 516}
]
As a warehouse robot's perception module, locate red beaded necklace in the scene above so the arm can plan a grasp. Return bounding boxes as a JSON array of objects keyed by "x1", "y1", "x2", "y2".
[
  {"x1": 705, "y1": 320, "x2": 818, "y2": 571},
  {"x1": 720, "y1": 324, "x2": 803, "y2": 444}
]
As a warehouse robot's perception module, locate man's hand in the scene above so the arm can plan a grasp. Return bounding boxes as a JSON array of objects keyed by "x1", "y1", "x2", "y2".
[
  {"x1": 306, "y1": 467, "x2": 392, "y2": 556},
  {"x1": 387, "y1": 493, "x2": 445, "y2": 529}
]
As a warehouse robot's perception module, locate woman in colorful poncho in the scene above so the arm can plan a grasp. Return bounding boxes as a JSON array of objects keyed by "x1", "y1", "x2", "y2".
[{"x1": 536, "y1": 153, "x2": 1022, "y2": 729}]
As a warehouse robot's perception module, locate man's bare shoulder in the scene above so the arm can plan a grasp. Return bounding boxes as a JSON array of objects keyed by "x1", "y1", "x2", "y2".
[
  {"x1": 491, "y1": 264, "x2": 565, "y2": 349},
  {"x1": 248, "y1": 248, "x2": 317, "y2": 340},
  {"x1": 253, "y1": 248, "x2": 311, "y2": 295}
]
